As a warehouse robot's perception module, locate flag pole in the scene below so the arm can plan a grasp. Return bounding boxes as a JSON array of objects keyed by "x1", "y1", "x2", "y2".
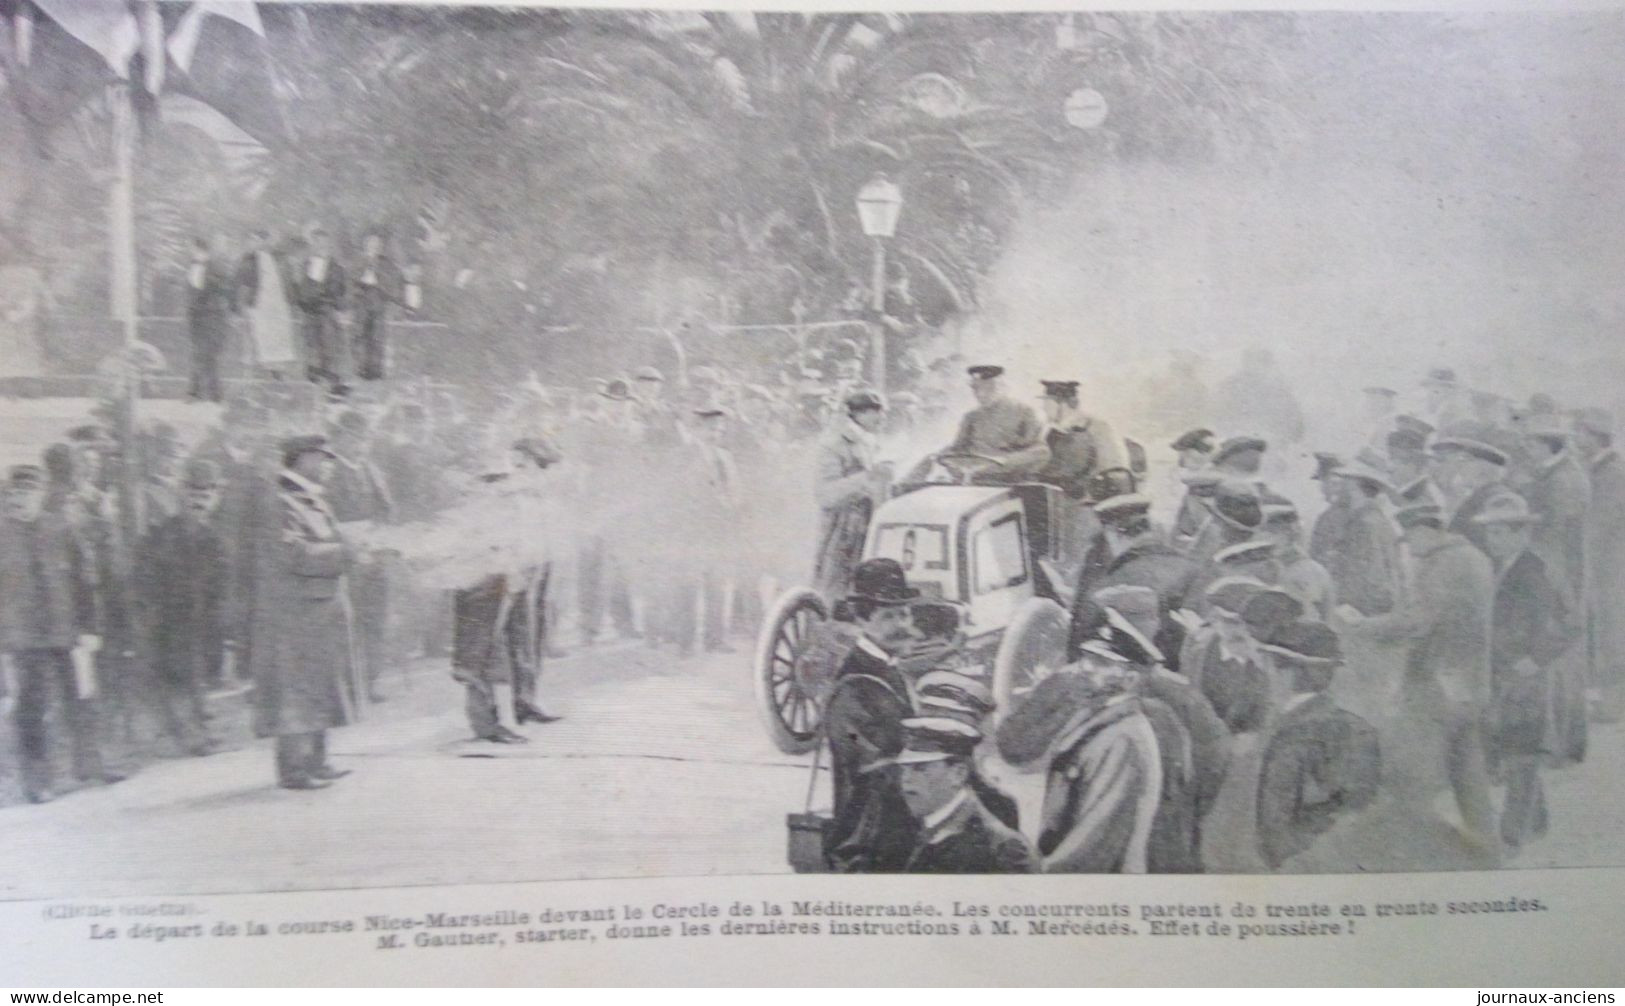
[{"x1": 108, "y1": 78, "x2": 144, "y2": 538}]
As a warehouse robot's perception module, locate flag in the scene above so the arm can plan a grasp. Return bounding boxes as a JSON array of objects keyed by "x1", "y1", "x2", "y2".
[
  {"x1": 165, "y1": 2, "x2": 285, "y2": 146},
  {"x1": 1, "y1": 0, "x2": 131, "y2": 155}
]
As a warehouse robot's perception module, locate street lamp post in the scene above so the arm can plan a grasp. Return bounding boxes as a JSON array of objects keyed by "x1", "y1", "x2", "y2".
[{"x1": 856, "y1": 173, "x2": 903, "y2": 396}]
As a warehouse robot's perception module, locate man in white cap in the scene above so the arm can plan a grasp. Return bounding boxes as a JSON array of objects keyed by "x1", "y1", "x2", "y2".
[
  {"x1": 1576, "y1": 408, "x2": 1625, "y2": 721},
  {"x1": 812, "y1": 390, "x2": 892, "y2": 597},
  {"x1": 887, "y1": 716, "x2": 1037, "y2": 874},
  {"x1": 1474, "y1": 493, "x2": 1577, "y2": 854}
]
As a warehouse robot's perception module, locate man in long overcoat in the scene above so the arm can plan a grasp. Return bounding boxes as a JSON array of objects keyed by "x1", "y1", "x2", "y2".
[
  {"x1": 249, "y1": 435, "x2": 358, "y2": 790},
  {"x1": 1322, "y1": 462, "x2": 1400, "y2": 616},
  {"x1": 1475, "y1": 494, "x2": 1577, "y2": 852},
  {"x1": 1576, "y1": 408, "x2": 1625, "y2": 721},
  {"x1": 812, "y1": 391, "x2": 891, "y2": 598},
  {"x1": 1344, "y1": 502, "x2": 1497, "y2": 859}
]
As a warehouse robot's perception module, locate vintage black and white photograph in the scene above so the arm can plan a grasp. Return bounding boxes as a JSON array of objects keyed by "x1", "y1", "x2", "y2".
[{"x1": 1, "y1": 1, "x2": 1623, "y2": 899}]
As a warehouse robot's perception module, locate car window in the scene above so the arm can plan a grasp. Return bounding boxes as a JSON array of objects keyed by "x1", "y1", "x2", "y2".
[
  {"x1": 974, "y1": 513, "x2": 1028, "y2": 594},
  {"x1": 872, "y1": 524, "x2": 948, "y2": 572}
]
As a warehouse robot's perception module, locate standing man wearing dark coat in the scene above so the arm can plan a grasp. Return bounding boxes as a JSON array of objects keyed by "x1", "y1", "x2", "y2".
[
  {"x1": 1576, "y1": 408, "x2": 1625, "y2": 721},
  {"x1": 292, "y1": 228, "x2": 348, "y2": 396},
  {"x1": 1475, "y1": 495, "x2": 1576, "y2": 852},
  {"x1": 132, "y1": 459, "x2": 228, "y2": 756},
  {"x1": 351, "y1": 232, "x2": 418, "y2": 382},
  {"x1": 891, "y1": 717, "x2": 1036, "y2": 874},
  {"x1": 1003, "y1": 380, "x2": 1126, "y2": 496},
  {"x1": 249, "y1": 436, "x2": 358, "y2": 790},
  {"x1": 325, "y1": 410, "x2": 395, "y2": 702},
  {"x1": 812, "y1": 391, "x2": 891, "y2": 598},
  {"x1": 824, "y1": 558, "x2": 920, "y2": 873},
  {"x1": 1255, "y1": 621, "x2": 1380, "y2": 870},
  {"x1": 185, "y1": 234, "x2": 238, "y2": 403},
  {"x1": 0, "y1": 465, "x2": 122, "y2": 803}
]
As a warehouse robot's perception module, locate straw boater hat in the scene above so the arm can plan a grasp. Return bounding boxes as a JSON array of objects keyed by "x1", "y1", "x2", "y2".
[
  {"x1": 1430, "y1": 424, "x2": 1509, "y2": 467},
  {"x1": 1470, "y1": 493, "x2": 1540, "y2": 526}
]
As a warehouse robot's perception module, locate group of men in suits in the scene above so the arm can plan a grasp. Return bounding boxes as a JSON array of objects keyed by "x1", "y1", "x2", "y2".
[
  {"x1": 185, "y1": 228, "x2": 421, "y2": 402},
  {"x1": 813, "y1": 360, "x2": 1625, "y2": 873}
]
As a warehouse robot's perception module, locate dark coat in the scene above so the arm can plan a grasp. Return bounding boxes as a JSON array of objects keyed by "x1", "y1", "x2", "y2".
[
  {"x1": 186, "y1": 257, "x2": 238, "y2": 343},
  {"x1": 1256, "y1": 692, "x2": 1380, "y2": 869},
  {"x1": 133, "y1": 513, "x2": 228, "y2": 682},
  {"x1": 1067, "y1": 539, "x2": 1199, "y2": 663},
  {"x1": 1521, "y1": 451, "x2": 1590, "y2": 603},
  {"x1": 902, "y1": 791, "x2": 1038, "y2": 874},
  {"x1": 352, "y1": 256, "x2": 407, "y2": 315},
  {"x1": 1490, "y1": 550, "x2": 1576, "y2": 758},
  {"x1": 1324, "y1": 498, "x2": 1399, "y2": 616},
  {"x1": 248, "y1": 473, "x2": 359, "y2": 738},
  {"x1": 326, "y1": 454, "x2": 394, "y2": 524},
  {"x1": 1183, "y1": 628, "x2": 1276, "y2": 735},
  {"x1": 1585, "y1": 449, "x2": 1625, "y2": 690},
  {"x1": 1144, "y1": 666, "x2": 1231, "y2": 842},
  {"x1": 824, "y1": 641, "x2": 917, "y2": 873},
  {"x1": 1140, "y1": 692, "x2": 1199, "y2": 873},
  {"x1": 0, "y1": 513, "x2": 94, "y2": 652},
  {"x1": 292, "y1": 257, "x2": 347, "y2": 316}
]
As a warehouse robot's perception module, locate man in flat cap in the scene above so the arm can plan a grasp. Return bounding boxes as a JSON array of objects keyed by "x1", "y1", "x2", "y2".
[
  {"x1": 813, "y1": 390, "x2": 892, "y2": 597},
  {"x1": 1576, "y1": 408, "x2": 1625, "y2": 721},
  {"x1": 824, "y1": 558, "x2": 921, "y2": 872},
  {"x1": 1002, "y1": 379, "x2": 1125, "y2": 497},
  {"x1": 1342, "y1": 501, "x2": 1498, "y2": 862},
  {"x1": 1169, "y1": 428, "x2": 1217, "y2": 551},
  {"x1": 915, "y1": 365, "x2": 1042, "y2": 481},
  {"x1": 1475, "y1": 493, "x2": 1577, "y2": 852},
  {"x1": 248, "y1": 435, "x2": 359, "y2": 790},
  {"x1": 133, "y1": 458, "x2": 233, "y2": 756},
  {"x1": 1256, "y1": 621, "x2": 1380, "y2": 870},
  {"x1": 0, "y1": 465, "x2": 121, "y2": 802},
  {"x1": 889, "y1": 716, "x2": 1036, "y2": 874},
  {"x1": 1066, "y1": 492, "x2": 1198, "y2": 668}
]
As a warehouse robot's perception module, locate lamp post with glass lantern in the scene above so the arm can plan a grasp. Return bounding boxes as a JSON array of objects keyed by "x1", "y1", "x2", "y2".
[{"x1": 855, "y1": 173, "x2": 903, "y2": 395}]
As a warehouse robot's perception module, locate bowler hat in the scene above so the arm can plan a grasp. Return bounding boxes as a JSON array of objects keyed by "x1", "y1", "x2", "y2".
[
  {"x1": 1039, "y1": 380, "x2": 1080, "y2": 401},
  {"x1": 966, "y1": 365, "x2": 1004, "y2": 380},
  {"x1": 279, "y1": 434, "x2": 336, "y2": 469},
  {"x1": 847, "y1": 557, "x2": 920, "y2": 606},
  {"x1": 844, "y1": 390, "x2": 884, "y2": 413},
  {"x1": 1212, "y1": 436, "x2": 1267, "y2": 466},
  {"x1": 1170, "y1": 428, "x2": 1216, "y2": 454}
]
